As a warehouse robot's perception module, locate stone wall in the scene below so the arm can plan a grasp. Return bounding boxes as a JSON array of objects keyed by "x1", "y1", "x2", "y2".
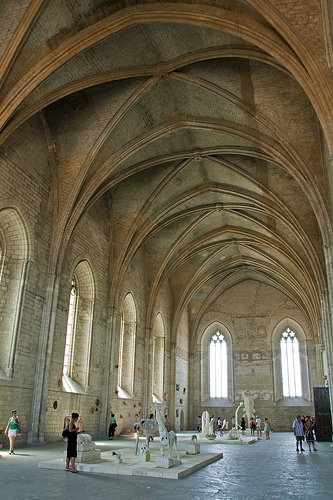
[{"x1": 192, "y1": 280, "x2": 320, "y2": 431}]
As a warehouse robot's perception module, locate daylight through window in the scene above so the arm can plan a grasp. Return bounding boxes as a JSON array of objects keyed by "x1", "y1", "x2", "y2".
[
  {"x1": 210, "y1": 332, "x2": 227, "y2": 397},
  {"x1": 280, "y1": 328, "x2": 302, "y2": 397}
]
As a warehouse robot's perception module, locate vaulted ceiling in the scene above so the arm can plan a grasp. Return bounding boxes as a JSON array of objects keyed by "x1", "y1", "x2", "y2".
[{"x1": 1, "y1": 0, "x2": 333, "y2": 334}]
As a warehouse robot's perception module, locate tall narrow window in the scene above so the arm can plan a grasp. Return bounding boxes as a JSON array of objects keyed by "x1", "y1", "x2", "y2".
[
  {"x1": 210, "y1": 331, "x2": 227, "y2": 397},
  {"x1": 280, "y1": 328, "x2": 302, "y2": 397},
  {"x1": 62, "y1": 261, "x2": 94, "y2": 393},
  {"x1": 118, "y1": 293, "x2": 136, "y2": 396},
  {"x1": 63, "y1": 278, "x2": 77, "y2": 377}
]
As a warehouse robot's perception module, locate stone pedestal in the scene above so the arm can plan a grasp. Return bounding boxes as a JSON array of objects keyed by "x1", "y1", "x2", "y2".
[
  {"x1": 139, "y1": 452, "x2": 150, "y2": 462},
  {"x1": 63, "y1": 433, "x2": 101, "y2": 463},
  {"x1": 114, "y1": 456, "x2": 122, "y2": 464},
  {"x1": 63, "y1": 449, "x2": 101, "y2": 463},
  {"x1": 155, "y1": 456, "x2": 181, "y2": 468},
  {"x1": 186, "y1": 443, "x2": 200, "y2": 454}
]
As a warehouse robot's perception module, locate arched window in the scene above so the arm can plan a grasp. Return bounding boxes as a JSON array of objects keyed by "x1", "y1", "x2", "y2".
[
  {"x1": 210, "y1": 331, "x2": 228, "y2": 398},
  {"x1": 62, "y1": 261, "x2": 95, "y2": 393},
  {"x1": 280, "y1": 327, "x2": 302, "y2": 397},
  {"x1": 63, "y1": 278, "x2": 77, "y2": 377},
  {"x1": 118, "y1": 293, "x2": 136, "y2": 397}
]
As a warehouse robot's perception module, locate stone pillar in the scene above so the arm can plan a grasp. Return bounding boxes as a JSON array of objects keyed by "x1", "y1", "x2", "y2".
[
  {"x1": 99, "y1": 306, "x2": 116, "y2": 436},
  {"x1": 169, "y1": 341, "x2": 177, "y2": 429},
  {"x1": 143, "y1": 328, "x2": 153, "y2": 417},
  {"x1": 322, "y1": 243, "x2": 333, "y2": 417},
  {"x1": 28, "y1": 274, "x2": 60, "y2": 443},
  {"x1": 102, "y1": 307, "x2": 121, "y2": 435}
]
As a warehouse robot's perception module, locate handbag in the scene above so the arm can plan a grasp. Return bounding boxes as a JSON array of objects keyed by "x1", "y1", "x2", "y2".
[{"x1": 62, "y1": 426, "x2": 70, "y2": 438}]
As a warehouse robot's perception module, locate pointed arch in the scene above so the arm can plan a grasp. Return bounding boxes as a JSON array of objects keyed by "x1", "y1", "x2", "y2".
[
  {"x1": 199, "y1": 322, "x2": 234, "y2": 404},
  {"x1": 0, "y1": 207, "x2": 29, "y2": 378},
  {"x1": 62, "y1": 260, "x2": 95, "y2": 393},
  {"x1": 272, "y1": 318, "x2": 311, "y2": 403}
]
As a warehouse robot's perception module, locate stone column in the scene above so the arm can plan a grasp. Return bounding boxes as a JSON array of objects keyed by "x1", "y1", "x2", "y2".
[
  {"x1": 169, "y1": 341, "x2": 177, "y2": 430},
  {"x1": 28, "y1": 273, "x2": 60, "y2": 443},
  {"x1": 143, "y1": 328, "x2": 153, "y2": 417},
  {"x1": 101, "y1": 307, "x2": 121, "y2": 435},
  {"x1": 99, "y1": 306, "x2": 116, "y2": 436},
  {"x1": 322, "y1": 242, "x2": 333, "y2": 416}
]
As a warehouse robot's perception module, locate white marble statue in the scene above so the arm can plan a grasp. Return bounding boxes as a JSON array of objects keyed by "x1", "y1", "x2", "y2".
[
  {"x1": 133, "y1": 418, "x2": 159, "y2": 455},
  {"x1": 242, "y1": 392, "x2": 256, "y2": 427},
  {"x1": 208, "y1": 416, "x2": 214, "y2": 435},
  {"x1": 235, "y1": 401, "x2": 244, "y2": 430},
  {"x1": 201, "y1": 411, "x2": 210, "y2": 436},
  {"x1": 222, "y1": 419, "x2": 228, "y2": 430},
  {"x1": 155, "y1": 402, "x2": 180, "y2": 460},
  {"x1": 77, "y1": 433, "x2": 96, "y2": 452}
]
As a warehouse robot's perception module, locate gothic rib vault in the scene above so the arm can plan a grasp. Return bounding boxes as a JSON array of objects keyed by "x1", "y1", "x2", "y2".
[{"x1": 0, "y1": 0, "x2": 333, "y2": 440}]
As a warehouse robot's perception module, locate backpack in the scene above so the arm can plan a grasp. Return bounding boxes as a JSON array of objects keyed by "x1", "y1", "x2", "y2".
[{"x1": 62, "y1": 426, "x2": 70, "y2": 438}]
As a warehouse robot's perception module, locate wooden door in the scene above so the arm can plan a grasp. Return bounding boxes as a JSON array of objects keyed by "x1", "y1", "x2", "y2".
[{"x1": 313, "y1": 387, "x2": 332, "y2": 442}]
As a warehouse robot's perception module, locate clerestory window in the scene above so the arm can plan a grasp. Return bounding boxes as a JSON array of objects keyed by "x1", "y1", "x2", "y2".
[
  {"x1": 280, "y1": 327, "x2": 302, "y2": 397},
  {"x1": 62, "y1": 261, "x2": 94, "y2": 393},
  {"x1": 209, "y1": 331, "x2": 228, "y2": 398},
  {"x1": 63, "y1": 278, "x2": 77, "y2": 377}
]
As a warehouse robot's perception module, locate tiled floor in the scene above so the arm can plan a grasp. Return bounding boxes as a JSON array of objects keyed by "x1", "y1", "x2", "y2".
[{"x1": 1, "y1": 431, "x2": 333, "y2": 499}]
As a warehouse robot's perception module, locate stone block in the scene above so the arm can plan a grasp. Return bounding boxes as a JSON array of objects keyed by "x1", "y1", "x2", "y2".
[
  {"x1": 186, "y1": 443, "x2": 200, "y2": 454},
  {"x1": 155, "y1": 456, "x2": 181, "y2": 468}
]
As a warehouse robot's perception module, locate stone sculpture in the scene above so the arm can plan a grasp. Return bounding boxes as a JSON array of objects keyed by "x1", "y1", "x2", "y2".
[
  {"x1": 64, "y1": 432, "x2": 101, "y2": 462},
  {"x1": 186, "y1": 434, "x2": 200, "y2": 454},
  {"x1": 155, "y1": 402, "x2": 180, "y2": 463},
  {"x1": 225, "y1": 401, "x2": 244, "y2": 440},
  {"x1": 208, "y1": 416, "x2": 214, "y2": 435},
  {"x1": 139, "y1": 444, "x2": 150, "y2": 462},
  {"x1": 235, "y1": 401, "x2": 244, "y2": 430},
  {"x1": 133, "y1": 418, "x2": 159, "y2": 454},
  {"x1": 201, "y1": 411, "x2": 210, "y2": 436},
  {"x1": 242, "y1": 392, "x2": 256, "y2": 427}
]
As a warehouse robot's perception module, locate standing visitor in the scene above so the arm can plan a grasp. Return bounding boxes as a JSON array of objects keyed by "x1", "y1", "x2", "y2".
[
  {"x1": 304, "y1": 416, "x2": 318, "y2": 451},
  {"x1": 65, "y1": 412, "x2": 86, "y2": 472},
  {"x1": 240, "y1": 417, "x2": 246, "y2": 435},
  {"x1": 256, "y1": 415, "x2": 262, "y2": 436},
  {"x1": 249, "y1": 417, "x2": 256, "y2": 435},
  {"x1": 292, "y1": 415, "x2": 305, "y2": 452},
  {"x1": 217, "y1": 417, "x2": 223, "y2": 436},
  {"x1": 109, "y1": 413, "x2": 117, "y2": 440},
  {"x1": 4, "y1": 409, "x2": 21, "y2": 454},
  {"x1": 197, "y1": 415, "x2": 202, "y2": 432},
  {"x1": 264, "y1": 418, "x2": 271, "y2": 439}
]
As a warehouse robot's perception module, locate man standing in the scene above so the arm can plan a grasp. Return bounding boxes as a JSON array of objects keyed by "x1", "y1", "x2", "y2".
[
  {"x1": 256, "y1": 415, "x2": 262, "y2": 436},
  {"x1": 293, "y1": 415, "x2": 305, "y2": 452}
]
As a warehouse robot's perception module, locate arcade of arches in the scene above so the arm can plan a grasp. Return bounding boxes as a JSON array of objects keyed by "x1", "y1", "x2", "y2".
[{"x1": 1, "y1": 0, "x2": 333, "y2": 442}]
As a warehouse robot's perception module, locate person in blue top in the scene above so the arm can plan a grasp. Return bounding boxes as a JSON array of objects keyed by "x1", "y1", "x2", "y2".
[{"x1": 4, "y1": 409, "x2": 21, "y2": 454}]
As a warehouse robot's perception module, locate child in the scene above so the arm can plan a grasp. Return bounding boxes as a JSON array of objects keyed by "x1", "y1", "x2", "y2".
[{"x1": 264, "y1": 418, "x2": 271, "y2": 439}]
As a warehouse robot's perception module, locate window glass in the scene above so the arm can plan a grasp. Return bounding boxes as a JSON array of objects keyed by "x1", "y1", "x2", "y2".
[
  {"x1": 280, "y1": 328, "x2": 302, "y2": 397},
  {"x1": 210, "y1": 331, "x2": 228, "y2": 397}
]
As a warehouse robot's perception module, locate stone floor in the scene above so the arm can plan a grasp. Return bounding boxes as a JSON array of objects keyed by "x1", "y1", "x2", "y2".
[{"x1": 1, "y1": 431, "x2": 333, "y2": 499}]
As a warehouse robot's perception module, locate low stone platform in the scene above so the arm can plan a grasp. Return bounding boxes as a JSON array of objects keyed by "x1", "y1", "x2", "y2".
[
  {"x1": 38, "y1": 448, "x2": 223, "y2": 479},
  {"x1": 199, "y1": 435, "x2": 259, "y2": 444}
]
